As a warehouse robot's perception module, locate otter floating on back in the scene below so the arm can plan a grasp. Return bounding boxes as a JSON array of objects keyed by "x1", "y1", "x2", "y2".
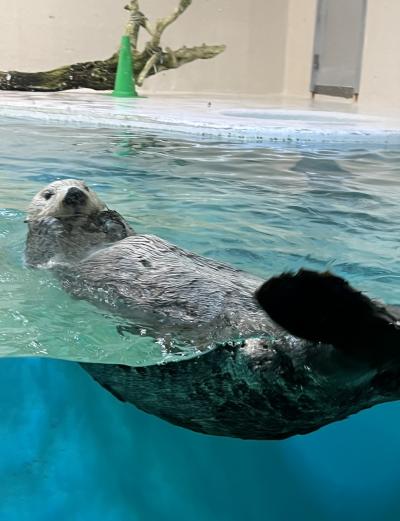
[{"x1": 25, "y1": 179, "x2": 400, "y2": 440}]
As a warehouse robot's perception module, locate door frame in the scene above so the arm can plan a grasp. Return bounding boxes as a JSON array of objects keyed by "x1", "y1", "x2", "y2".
[{"x1": 310, "y1": 0, "x2": 367, "y2": 99}]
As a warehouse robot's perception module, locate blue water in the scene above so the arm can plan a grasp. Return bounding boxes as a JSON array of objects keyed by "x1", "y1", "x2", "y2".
[{"x1": 1, "y1": 119, "x2": 400, "y2": 520}]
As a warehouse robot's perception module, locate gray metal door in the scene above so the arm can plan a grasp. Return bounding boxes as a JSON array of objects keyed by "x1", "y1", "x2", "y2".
[{"x1": 311, "y1": 0, "x2": 367, "y2": 99}]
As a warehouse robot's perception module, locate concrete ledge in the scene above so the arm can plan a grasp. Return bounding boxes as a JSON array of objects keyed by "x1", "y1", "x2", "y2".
[{"x1": 1, "y1": 90, "x2": 400, "y2": 144}]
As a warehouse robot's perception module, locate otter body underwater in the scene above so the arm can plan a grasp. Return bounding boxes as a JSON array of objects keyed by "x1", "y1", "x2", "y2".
[{"x1": 25, "y1": 179, "x2": 400, "y2": 440}]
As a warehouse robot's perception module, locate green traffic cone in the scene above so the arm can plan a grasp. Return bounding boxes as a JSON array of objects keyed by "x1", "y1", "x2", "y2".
[{"x1": 112, "y1": 35, "x2": 138, "y2": 98}]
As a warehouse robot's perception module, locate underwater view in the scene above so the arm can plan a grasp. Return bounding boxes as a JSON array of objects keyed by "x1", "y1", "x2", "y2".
[{"x1": 1, "y1": 118, "x2": 400, "y2": 520}]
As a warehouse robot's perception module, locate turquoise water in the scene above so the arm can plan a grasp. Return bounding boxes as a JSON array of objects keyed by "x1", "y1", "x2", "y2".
[{"x1": 1, "y1": 118, "x2": 400, "y2": 520}]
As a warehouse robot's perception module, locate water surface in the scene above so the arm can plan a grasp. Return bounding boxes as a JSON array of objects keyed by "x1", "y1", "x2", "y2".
[
  {"x1": 1, "y1": 119, "x2": 399, "y2": 366},
  {"x1": 1, "y1": 118, "x2": 400, "y2": 521}
]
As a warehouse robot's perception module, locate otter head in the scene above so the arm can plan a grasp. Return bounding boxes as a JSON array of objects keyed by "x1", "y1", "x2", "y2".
[
  {"x1": 27, "y1": 179, "x2": 107, "y2": 222},
  {"x1": 25, "y1": 179, "x2": 135, "y2": 267}
]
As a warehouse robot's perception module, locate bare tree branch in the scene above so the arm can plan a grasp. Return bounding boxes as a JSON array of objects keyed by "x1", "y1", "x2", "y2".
[
  {"x1": 137, "y1": 53, "x2": 160, "y2": 86},
  {"x1": 124, "y1": 0, "x2": 152, "y2": 49},
  {"x1": 0, "y1": 0, "x2": 225, "y2": 92},
  {"x1": 149, "y1": 0, "x2": 192, "y2": 49},
  {"x1": 137, "y1": 44, "x2": 226, "y2": 86}
]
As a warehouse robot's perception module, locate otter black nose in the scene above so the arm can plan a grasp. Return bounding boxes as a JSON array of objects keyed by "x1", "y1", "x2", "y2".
[{"x1": 63, "y1": 187, "x2": 87, "y2": 206}]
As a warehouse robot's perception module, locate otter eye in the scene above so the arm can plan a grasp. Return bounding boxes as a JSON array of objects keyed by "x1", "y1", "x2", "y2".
[
  {"x1": 43, "y1": 191, "x2": 54, "y2": 200},
  {"x1": 83, "y1": 184, "x2": 90, "y2": 192}
]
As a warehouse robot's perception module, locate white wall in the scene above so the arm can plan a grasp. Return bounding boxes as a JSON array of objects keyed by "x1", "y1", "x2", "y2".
[
  {"x1": 0, "y1": 0, "x2": 127, "y2": 71},
  {"x1": 140, "y1": 0, "x2": 289, "y2": 96},
  {"x1": 0, "y1": 0, "x2": 399, "y2": 108},
  {"x1": 284, "y1": 0, "x2": 316, "y2": 97},
  {"x1": 283, "y1": 0, "x2": 400, "y2": 108},
  {"x1": 0, "y1": 0, "x2": 290, "y2": 96},
  {"x1": 358, "y1": 0, "x2": 400, "y2": 108}
]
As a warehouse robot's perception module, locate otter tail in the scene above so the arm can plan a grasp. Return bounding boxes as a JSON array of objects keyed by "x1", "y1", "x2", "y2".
[{"x1": 255, "y1": 269, "x2": 400, "y2": 365}]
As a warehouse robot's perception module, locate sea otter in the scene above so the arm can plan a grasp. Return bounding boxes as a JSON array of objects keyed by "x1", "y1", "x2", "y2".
[{"x1": 25, "y1": 179, "x2": 400, "y2": 440}]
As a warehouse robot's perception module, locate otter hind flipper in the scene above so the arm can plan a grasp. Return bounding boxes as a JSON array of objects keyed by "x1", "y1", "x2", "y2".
[{"x1": 255, "y1": 269, "x2": 400, "y2": 365}]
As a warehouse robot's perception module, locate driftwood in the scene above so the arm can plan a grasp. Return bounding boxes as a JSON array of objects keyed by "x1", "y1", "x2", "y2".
[{"x1": 0, "y1": 0, "x2": 225, "y2": 92}]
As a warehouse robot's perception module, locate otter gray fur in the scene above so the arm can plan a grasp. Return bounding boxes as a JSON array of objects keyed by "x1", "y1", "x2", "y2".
[
  {"x1": 25, "y1": 179, "x2": 400, "y2": 440},
  {"x1": 26, "y1": 180, "x2": 272, "y2": 347}
]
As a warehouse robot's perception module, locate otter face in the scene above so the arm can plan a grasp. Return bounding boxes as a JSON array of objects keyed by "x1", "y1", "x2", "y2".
[{"x1": 27, "y1": 179, "x2": 107, "y2": 221}]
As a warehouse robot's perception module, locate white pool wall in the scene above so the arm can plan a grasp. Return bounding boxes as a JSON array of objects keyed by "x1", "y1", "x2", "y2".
[
  {"x1": 1, "y1": 91, "x2": 400, "y2": 145},
  {"x1": 1, "y1": 0, "x2": 400, "y2": 109}
]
